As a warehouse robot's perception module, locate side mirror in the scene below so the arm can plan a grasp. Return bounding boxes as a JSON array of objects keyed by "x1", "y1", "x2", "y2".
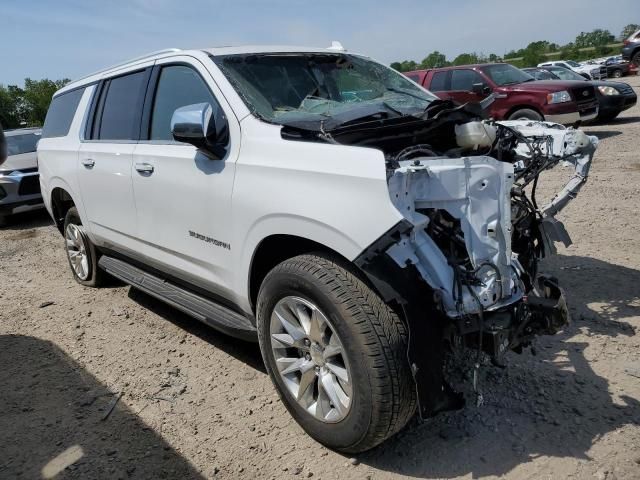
[
  {"x1": 472, "y1": 83, "x2": 491, "y2": 96},
  {"x1": 171, "y1": 103, "x2": 229, "y2": 159}
]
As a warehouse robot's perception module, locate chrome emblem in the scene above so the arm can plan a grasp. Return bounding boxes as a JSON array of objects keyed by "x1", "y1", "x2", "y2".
[{"x1": 582, "y1": 90, "x2": 589, "y2": 97}]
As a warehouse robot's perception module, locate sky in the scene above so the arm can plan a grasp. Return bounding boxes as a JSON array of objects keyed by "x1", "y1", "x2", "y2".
[{"x1": 1, "y1": 0, "x2": 638, "y2": 85}]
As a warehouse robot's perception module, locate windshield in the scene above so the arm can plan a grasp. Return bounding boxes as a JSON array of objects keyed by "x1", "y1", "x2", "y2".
[
  {"x1": 524, "y1": 69, "x2": 558, "y2": 80},
  {"x1": 212, "y1": 53, "x2": 436, "y2": 125},
  {"x1": 479, "y1": 64, "x2": 534, "y2": 86},
  {"x1": 548, "y1": 67, "x2": 586, "y2": 82},
  {"x1": 565, "y1": 60, "x2": 582, "y2": 68},
  {"x1": 6, "y1": 132, "x2": 40, "y2": 156}
]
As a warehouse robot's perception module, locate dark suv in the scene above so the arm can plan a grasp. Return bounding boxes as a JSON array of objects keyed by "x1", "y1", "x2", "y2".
[
  {"x1": 622, "y1": 29, "x2": 640, "y2": 66},
  {"x1": 405, "y1": 63, "x2": 598, "y2": 125}
]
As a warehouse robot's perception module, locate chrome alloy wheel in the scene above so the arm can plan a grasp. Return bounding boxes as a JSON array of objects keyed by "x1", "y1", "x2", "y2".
[
  {"x1": 270, "y1": 296, "x2": 352, "y2": 423},
  {"x1": 65, "y1": 224, "x2": 89, "y2": 280}
]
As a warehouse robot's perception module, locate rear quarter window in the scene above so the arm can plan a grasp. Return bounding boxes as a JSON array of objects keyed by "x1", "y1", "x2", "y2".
[
  {"x1": 42, "y1": 88, "x2": 85, "y2": 139},
  {"x1": 429, "y1": 72, "x2": 448, "y2": 91}
]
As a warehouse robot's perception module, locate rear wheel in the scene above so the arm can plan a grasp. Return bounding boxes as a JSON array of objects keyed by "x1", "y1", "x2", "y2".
[
  {"x1": 63, "y1": 207, "x2": 106, "y2": 287},
  {"x1": 611, "y1": 69, "x2": 623, "y2": 78},
  {"x1": 508, "y1": 108, "x2": 543, "y2": 121},
  {"x1": 256, "y1": 254, "x2": 416, "y2": 453}
]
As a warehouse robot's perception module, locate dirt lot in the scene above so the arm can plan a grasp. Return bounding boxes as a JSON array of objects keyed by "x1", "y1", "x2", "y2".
[{"x1": 2, "y1": 76, "x2": 640, "y2": 480}]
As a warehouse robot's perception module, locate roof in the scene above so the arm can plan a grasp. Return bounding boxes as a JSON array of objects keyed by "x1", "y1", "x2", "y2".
[
  {"x1": 4, "y1": 127, "x2": 42, "y2": 137},
  {"x1": 404, "y1": 63, "x2": 506, "y2": 74},
  {"x1": 58, "y1": 44, "x2": 357, "y2": 95}
]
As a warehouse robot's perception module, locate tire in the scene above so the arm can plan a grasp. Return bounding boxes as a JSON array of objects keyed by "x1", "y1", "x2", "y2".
[
  {"x1": 63, "y1": 207, "x2": 106, "y2": 287},
  {"x1": 507, "y1": 108, "x2": 543, "y2": 121},
  {"x1": 632, "y1": 52, "x2": 640, "y2": 68},
  {"x1": 256, "y1": 254, "x2": 416, "y2": 453},
  {"x1": 612, "y1": 69, "x2": 622, "y2": 78},
  {"x1": 596, "y1": 112, "x2": 619, "y2": 122}
]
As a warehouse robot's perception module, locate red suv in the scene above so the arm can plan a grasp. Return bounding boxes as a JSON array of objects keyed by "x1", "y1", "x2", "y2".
[{"x1": 404, "y1": 63, "x2": 599, "y2": 125}]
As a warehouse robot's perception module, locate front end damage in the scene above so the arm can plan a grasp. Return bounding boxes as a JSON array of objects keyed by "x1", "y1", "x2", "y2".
[
  {"x1": 282, "y1": 97, "x2": 598, "y2": 416},
  {"x1": 356, "y1": 119, "x2": 598, "y2": 415}
]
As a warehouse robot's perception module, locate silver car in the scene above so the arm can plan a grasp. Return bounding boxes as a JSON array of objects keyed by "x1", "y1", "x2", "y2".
[{"x1": 0, "y1": 127, "x2": 43, "y2": 220}]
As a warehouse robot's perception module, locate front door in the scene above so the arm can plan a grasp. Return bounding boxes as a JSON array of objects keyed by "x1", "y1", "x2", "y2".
[{"x1": 131, "y1": 58, "x2": 240, "y2": 297}]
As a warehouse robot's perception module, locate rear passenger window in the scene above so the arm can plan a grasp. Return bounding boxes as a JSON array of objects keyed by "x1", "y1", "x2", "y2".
[
  {"x1": 451, "y1": 69, "x2": 483, "y2": 91},
  {"x1": 150, "y1": 65, "x2": 217, "y2": 141},
  {"x1": 404, "y1": 73, "x2": 420, "y2": 84},
  {"x1": 98, "y1": 70, "x2": 147, "y2": 140},
  {"x1": 429, "y1": 72, "x2": 448, "y2": 91},
  {"x1": 42, "y1": 88, "x2": 84, "y2": 138}
]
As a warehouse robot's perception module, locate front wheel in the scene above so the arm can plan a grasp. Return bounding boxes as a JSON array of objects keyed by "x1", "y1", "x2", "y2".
[
  {"x1": 256, "y1": 254, "x2": 416, "y2": 453},
  {"x1": 63, "y1": 207, "x2": 107, "y2": 287},
  {"x1": 508, "y1": 108, "x2": 544, "y2": 121},
  {"x1": 612, "y1": 69, "x2": 622, "y2": 78}
]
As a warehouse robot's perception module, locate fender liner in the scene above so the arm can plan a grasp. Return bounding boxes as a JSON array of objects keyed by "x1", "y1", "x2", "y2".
[{"x1": 354, "y1": 220, "x2": 464, "y2": 417}]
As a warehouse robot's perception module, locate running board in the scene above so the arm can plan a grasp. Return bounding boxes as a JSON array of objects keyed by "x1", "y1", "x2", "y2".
[{"x1": 99, "y1": 255, "x2": 257, "y2": 342}]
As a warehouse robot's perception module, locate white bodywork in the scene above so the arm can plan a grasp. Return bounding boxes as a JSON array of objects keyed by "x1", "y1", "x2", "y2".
[
  {"x1": 537, "y1": 60, "x2": 604, "y2": 79},
  {"x1": 38, "y1": 47, "x2": 596, "y2": 317}
]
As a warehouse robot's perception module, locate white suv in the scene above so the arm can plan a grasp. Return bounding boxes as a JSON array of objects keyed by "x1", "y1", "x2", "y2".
[
  {"x1": 537, "y1": 60, "x2": 607, "y2": 80},
  {"x1": 38, "y1": 45, "x2": 598, "y2": 452}
]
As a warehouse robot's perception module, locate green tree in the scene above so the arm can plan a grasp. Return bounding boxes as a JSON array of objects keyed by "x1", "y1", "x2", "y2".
[
  {"x1": 0, "y1": 85, "x2": 22, "y2": 129},
  {"x1": 452, "y1": 52, "x2": 479, "y2": 66},
  {"x1": 621, "y1": 24, "x2": 640, "y2": 40},
  {"x1": 419, "y1": 51, "x2": 449, "y2": 68},
  {"x1": 574, "y1": 29, "x2": 615, "y2": 48},
  {"x1": 20, "y1": 78, "x2": 70, "y2": 126}
]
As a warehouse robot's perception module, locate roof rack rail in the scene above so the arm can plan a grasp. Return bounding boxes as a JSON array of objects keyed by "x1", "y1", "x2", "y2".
[{"x1": 73, "y1": 48, "x2": 182, "y2": 83}]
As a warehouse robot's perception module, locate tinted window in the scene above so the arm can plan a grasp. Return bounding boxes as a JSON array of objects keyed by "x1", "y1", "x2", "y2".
[
  {"x1": 150, "y1": 66, "x2": 217, "y2": 141},
  {"x1": 430, "y1": 71, "x2": 448, "y2": 91},
  {"x1": 404, "y1": 73, "x2": 420, "y2": 83},
  {"x1": 6, "y1": 132, "x2": 41, "y2": 156},
  {"x1": 98, "y1": 71, "x2": 147, "y2": 140},
  {"x1": 451, "y1": 69, "x2": 484, "y2": 91},
  {"x1": 42, "y1": 88, "x2": 84, "y2": 138}
]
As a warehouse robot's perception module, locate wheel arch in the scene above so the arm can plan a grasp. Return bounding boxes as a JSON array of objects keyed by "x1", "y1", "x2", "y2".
[
  {"x1": 50, "y1": 186, "x2": 78, "y2": 234},
  {"x1": 505, "y1": 104, "x2": 545, "y2": 120},
  {"x1": 247, "y1": 234, "x2": 354, "y2": 312}
]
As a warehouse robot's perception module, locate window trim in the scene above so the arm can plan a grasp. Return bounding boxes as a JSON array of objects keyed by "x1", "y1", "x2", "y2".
[
  {"x1": 83, "y1": 67, "x2": 152, "y2": 143},
  {"x1": 140, "y1": 61, "x2": 223, "y2": 145}
]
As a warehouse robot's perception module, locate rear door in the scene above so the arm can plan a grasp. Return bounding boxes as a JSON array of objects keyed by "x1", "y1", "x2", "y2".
[
  {"x1": 447, "y1": 69, "x2": 487, "y2": 104},
  {"x1": 78, "y1": 67, "x2": 151, "y2": 250},
  {"x1": 425, "y1": 70, "x2": 449, "y2": 98},
  {"x1": 130, "y1": 57, "x2": 240, "y2": 297}
]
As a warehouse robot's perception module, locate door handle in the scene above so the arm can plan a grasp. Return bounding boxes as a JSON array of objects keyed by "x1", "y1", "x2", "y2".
[
  {"x1": 81, "y1": 159, "x2": 95, "y2": 168},
  {"x1": 135, "y1": 163, "x2": 154, "y2": 174}
]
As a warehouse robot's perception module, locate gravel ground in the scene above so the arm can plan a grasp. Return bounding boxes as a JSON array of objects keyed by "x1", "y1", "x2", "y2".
[{"x1": 1, "y1": 76, "x2": 640, "y2": 480}]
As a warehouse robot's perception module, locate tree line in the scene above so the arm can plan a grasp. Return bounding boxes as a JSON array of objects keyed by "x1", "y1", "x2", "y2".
[
  {"x1": 391, "y1": 23, "x2": 640, "y2": 72},
  {"x1": 0, "y1": 78, "x2": 69, "y2": 130}
]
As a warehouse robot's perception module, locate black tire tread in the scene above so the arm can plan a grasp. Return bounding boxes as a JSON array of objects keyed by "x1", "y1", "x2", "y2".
[{"x1": 261, "y1": 254, "x2": 416, "y2": 452}]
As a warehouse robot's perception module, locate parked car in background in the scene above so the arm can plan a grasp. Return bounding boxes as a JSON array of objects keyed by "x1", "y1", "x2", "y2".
[
  {"x1": 602, "y1": 57, "x2": 631, "y2": 78},
  {"x1": 405, "y1": 63, "x2": 598, "y2": 124},
  {"x1": 0, "y1": 127, "x2": 43, "y2": 222},
  {"x1": 523, "y1": 66, "x2": 637, "y2": 122},
  {"x1": 622, "y1": 28, "x2": 640, "y2": 66},
  {"x1": 0, "y1": 124, "x2": 6, "y2": 165},
  {"x1": 537, "y1": 60, "x2": 607, "y2": 80}
]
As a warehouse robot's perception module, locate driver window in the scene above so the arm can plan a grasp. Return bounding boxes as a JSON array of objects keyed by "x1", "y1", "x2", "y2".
[
  {"x1": 150, "y1": 65, "x2": 218, "y2": 141},
  {"x1": 451, "y1": 69, "x2": 484, "y2": 92}
]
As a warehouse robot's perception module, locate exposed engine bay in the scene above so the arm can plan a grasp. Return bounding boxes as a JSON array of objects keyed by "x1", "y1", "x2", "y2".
[{"x1": 283, "y1": 99, "x2": 598, "y2": 415}]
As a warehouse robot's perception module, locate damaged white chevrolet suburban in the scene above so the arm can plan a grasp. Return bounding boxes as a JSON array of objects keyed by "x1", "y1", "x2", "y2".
[{"x1": 38, "y1": 45, "x2": 597, "y2": 453}]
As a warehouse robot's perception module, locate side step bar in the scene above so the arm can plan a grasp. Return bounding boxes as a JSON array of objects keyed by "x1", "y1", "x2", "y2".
[{"x1": 99, "y1": 256, "x2": 257, "y2": 342}]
